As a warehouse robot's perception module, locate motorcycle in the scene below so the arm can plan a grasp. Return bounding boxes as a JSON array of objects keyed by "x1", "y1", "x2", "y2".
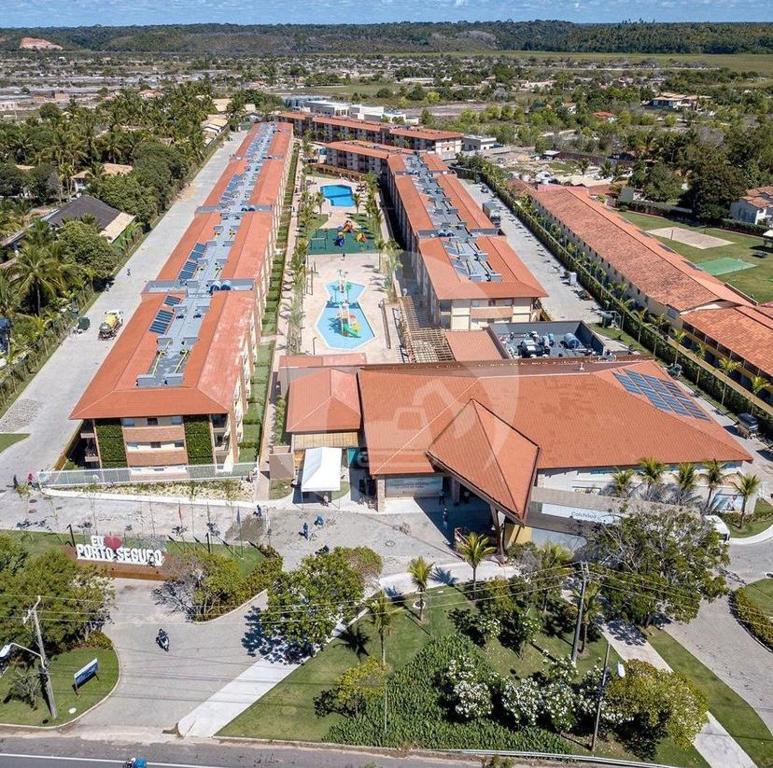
[{"x1": 156, "y1": 629, "x2": 170, "y2": 652}]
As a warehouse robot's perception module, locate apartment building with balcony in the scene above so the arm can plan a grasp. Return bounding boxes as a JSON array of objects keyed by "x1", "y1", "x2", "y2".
[{"x1": 70, "y1": 121, "x2": 293, "y2": 474}]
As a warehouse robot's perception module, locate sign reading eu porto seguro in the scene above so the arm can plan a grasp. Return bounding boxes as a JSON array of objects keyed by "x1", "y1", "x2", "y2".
[
  {"x1": 73, "y1": 657, "x2": 99, "y2": 690},
  {"x1": 76, "y1": 535, "x2": 165, "y2": 567}
]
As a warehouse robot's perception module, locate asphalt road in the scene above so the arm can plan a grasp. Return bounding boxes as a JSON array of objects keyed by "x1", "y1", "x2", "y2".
[{"x1": 0, "y1": 735, "x2": 494, "y2": 768}]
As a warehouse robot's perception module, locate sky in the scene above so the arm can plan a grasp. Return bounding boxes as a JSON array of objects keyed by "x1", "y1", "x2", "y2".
[{"x1": 4, "y1": 0, "x2": 772, "y2": 28}]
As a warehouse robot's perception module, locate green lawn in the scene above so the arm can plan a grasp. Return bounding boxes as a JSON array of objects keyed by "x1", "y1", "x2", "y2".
[
  {"x1": 220, "y1": 588, "x2": 705, "y2": 766},
  {"x1": 649, "y1": 628, "x2": 773, "y2": 768},
  {"x1": 618, "y1": 210, "x2": 771, "y2": 303},
  {"x1": 0, "y1": 433, "x2": 28, "y2": 454},
  {"x1": 0, "y1": 647, "x2": 118, "y2": 726},
  {"x1": 721, "y1": 498, "x2": 773, "y2": 538},
  {"x1": 744, "y1": 578, "x2": 773, "y2": 619}
]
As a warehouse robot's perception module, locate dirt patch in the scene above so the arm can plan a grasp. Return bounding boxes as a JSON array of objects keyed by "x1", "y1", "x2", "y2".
[{"x1": 648, "y1": 226, "x2": 731, "y2": 249}]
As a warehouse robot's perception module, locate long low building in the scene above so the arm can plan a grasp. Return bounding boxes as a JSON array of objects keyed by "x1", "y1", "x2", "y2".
[
  {"x1": 71, "y1": 122, "x2": 293, "y2": 474},
  {"x1": 284, "y1": 356, "x2": 751, "y2": 535},
  {"x1": 324, "y1": 140, "x2": 411, "y2": 178},
  {"x1": 277, "y1": 112, "x2": 463, "y2": 159},
  {"x1": 388, "y1": 152, "x2": 546, "y2": 329},
  {"x1": 529, "y1": 185, "x2": 772, "y2": 395}
]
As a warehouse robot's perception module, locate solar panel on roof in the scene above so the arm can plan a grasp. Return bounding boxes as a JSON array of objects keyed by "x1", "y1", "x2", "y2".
[
  {"x1": 165, "y1": 295, "x2": 181, "y2": 306},
  {"x1": 614, "y1": 370, "x2": 711, "y2": 422}
]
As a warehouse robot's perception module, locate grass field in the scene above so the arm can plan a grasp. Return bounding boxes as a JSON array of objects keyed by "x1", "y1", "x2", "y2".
[
  {"x1": 619, "y1": 210, "x2": 772, "y2": 302},
  {"x1": 220, "y1": 587, "x2": 706, "y2": 767},
  {"x1": 744, "y1": 578, "x2": 773, "y2": 619},
  {"x1": 0, "y1": 433, "x2": 28, "y2": 454},
  {"x1": 0, "y1": 647, "x2": 118, "y2": 726},
  {"x1": 649, "y1": 628, "x2": 773, "y2": 768}
]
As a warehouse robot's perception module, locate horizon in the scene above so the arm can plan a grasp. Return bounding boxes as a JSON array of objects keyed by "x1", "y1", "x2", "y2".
[{"x1": 4, "y1": 1, "x2": 772, "y2": 29}]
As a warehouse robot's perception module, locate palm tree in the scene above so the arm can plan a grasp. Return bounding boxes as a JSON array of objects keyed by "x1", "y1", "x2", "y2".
[
  {"x1": 537, "y1": 542, "x2": 572, "y2": 612},
  {"x1": 368, "y1": 591, "x2": 396, "y2": 664},
  {"x1": 749, "y1": 376, "x2": 769, "y2": 412},
  {"x1": 12, "y1": 243, "x2": 65, "y2": 315},
  {"x1": 693, "y1": 343, "x2": 706, "y2": 387},
  {"x1": 315, "y1": 191, "x2": 325, "y2": 215},
  {"x1": 718, "y1": 358, "x2": 740, "y2": 407},
  {"x1": 610, "y1": 468, "x2": 635, "y2": 498},
  {"x1": 702, "y1": 459, "x2": 728, "y2": 512},
  {"x1": 457, "y1": 531, "x2": 496, "y2": 599},
  {"x1": 674, "y1": 462, "x2": 698, "y2": 505},
  {"x1": 353, "y1": 192, "x2": 362, "y2": 214},
  {"x1": 577, "y1": 580, "x2": 602, "y2": 653},
  {"x1": 407, "y1": 556, "x2": 433, "y2": 622},
  {"x1": 732, "y1": 474, "x2": 761, "y2": 527},
  {"x1": 671, "y1": 329, "x2": 686, "y2": 366},
  {"x1": 633, "y1": 308, "x2": 647, "y2": 344},
  {"x1": 637, "y1": 457, "x2": 666, "y2": 500}
]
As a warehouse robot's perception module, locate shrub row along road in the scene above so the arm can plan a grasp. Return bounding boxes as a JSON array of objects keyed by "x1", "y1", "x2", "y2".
[{"x1": 0, "y1": 132, "x2": 246, "y2": 489}]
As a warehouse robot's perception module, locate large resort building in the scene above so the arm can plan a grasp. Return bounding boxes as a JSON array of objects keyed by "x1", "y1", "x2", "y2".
[
  {"x1": 71, "y1": 122, "x2": 293, "y2": 475},
  {"x1": 529, "y1": 185, "x2": 773, "y2": 395}
]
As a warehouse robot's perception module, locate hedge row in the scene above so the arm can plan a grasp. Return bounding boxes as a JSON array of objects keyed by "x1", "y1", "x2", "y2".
[
  {"x1": 732, "y1": 587, "x2": 773, "y2": 650},
  {"x1": 95, "y1": 419, "x2": 126, "y2": 468}
]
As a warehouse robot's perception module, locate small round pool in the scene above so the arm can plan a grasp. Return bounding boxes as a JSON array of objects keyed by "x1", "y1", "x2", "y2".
[{"x1": 321, "y1": 184, "x2": 356, "y2": 207}]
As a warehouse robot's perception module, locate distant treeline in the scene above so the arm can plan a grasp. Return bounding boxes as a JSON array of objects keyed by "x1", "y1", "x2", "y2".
[{"x1": 1, "y1": 21, "x2": 772, "y2": 55}]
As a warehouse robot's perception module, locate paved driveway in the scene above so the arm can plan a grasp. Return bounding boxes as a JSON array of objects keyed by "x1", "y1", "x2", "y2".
[
  {"x1": 74, "y1": 577, "x2": 262, "y2": 731},
  {"x1": 0, "y1": 132, "x2": 245, "y2": 487}
]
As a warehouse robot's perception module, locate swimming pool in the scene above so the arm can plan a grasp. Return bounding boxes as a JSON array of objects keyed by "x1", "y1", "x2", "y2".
[
  {"x1": 321, "y1": 184, "x2": 356, "y2": 208},
  {"x1": 316, "y1": 281, "x2": 375, "y2": 350}
]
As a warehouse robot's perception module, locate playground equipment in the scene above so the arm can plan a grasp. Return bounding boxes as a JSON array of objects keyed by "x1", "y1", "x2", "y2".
[
  {"x1": 98, "y1": 310, "x2": 124, "y2": 339},
  {"x1": 355, "y1": 231, "x2": 367, "y2": 243},
  {"x1": 341, "y1": 220, "x2": 354, "y2": 234},
  {"x1": 337, "y1": 301, "x2": 361, "y2": 338}
]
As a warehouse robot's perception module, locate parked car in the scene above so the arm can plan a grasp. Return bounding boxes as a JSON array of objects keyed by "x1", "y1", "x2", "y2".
[{"x1": 736, "y1": 412, "x2": 759, "y2": 438}]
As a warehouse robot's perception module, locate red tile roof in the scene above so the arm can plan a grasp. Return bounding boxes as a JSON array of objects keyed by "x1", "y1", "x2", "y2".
[
  {"x1": 325, "y1": 140, "x2": 410, "y2": 161},
  {"x1": 741, "y1": 186, "x2": 773, "y2": 209},
  {"x1": 427, "y1": 400, "x2": 539, "y2": 518},
  {"x1": 445, "y1": 330, "x2": 504, "y2": 362},
  {"x1": 437, "y1": 174, "x2": 496, "y2": 230},
  {"x1": 279, "y1": 353, "x2": 367, "y2": 370},
  {"x1": 313, "y1": 115, "x2": 384, "y2": 133},
  {"x1": 358, "y1": 358, "x2": 750, "y2": 477},
  {"x1": 286, "y1": 368, "x2": 362, "y2": 433},
  {"x1": 531, "y1": 186, "x2": 749, "y2": 312},
  {"x1": 418, "y1": 236, "x2": 547, "y2": 301},
  {"x1": 682, "y1": 306, "x2": 773, "y2": 378},
  {"x1": 389, "y1": 125, "x2": 463, "y2": 142},
  {"x1": 71, "y1": 291, "x2": 256, "y2": 419}
]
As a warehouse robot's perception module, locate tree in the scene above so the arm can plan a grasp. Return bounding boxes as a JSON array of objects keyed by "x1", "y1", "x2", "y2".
[
  {"x1": 674, "y1": 463, "x2": 698, "y2": 505},
  {"x1": 643, "y1": 162, "x2": 681, "y2": 202},
  {"x1": 718, "y1": 358, "x2": 740, "y2": 406},
  {"x1": 702, "y1": 459, "x2": 729, "y2": 511},
  {"x1": 407, "y1": 556, "x2": 433, "y2": 622},
  {"x1": 605, "y1": 660, "x2": 707, "y2": 750},
  {"x1": 8, "y1": 667, "x2": 42, "y2": 710},
  {"x1": 637, "y1": 457, "x2": 666, "y2": 500},
  {"x1": 689, "y1": 157, "x2": 746, "y2": 222},
  {"x1": 457, "y1": 532, "x2": 495, "y2": 599},
  {"x1": 11, "y1": 242, "x2": 65, "y2": 315},
  {"x1": 536, "y1": 541, "x2": 572, "y2": 611},
  {"x1": 671, "y1": 329, "x2": 686, "y2": 366},
  {"x1": 589, "y1": 507, "x2": 728, "y2": 627},
  {"x1": 732, "y1": 474, "x2": 761, "y2": 526},
  {"x1": 576, "y1": 580, "x2": 603, "y2": 652},
  {"x1": 0, "y1": 163, "x2": 27, "y2": 198},
  {"x1": 368, "y1": 591, "x2": 396, "y2": 664},
  {"x1": 58, "y1": 219, "x2": 116, "y2": 284},
  {"x1": 262, "y1": 548, "x2": 365, "y2": 653},
  {"x1": 329, "y1": 657, "x2": 388, "y2": 716},
  {"x1": 610, "y1": 468, "x2": 635, "y2": 498}
]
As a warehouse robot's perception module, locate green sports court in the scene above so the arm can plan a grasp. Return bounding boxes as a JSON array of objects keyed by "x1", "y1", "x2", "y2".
[
  {"x1": 698, "y1": 257, "x2": 755, "y2": 276},
  {"x1": 308, "y1": 227, "x2": 375, "y2": 255}
]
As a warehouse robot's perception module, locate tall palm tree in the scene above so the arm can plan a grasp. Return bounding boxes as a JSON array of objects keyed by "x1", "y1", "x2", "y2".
[
  {"x1": 671, "y1": 329, "x2": 686, "y2": 366},
  {"x1": 718, "y1": 358, "x2": 740, "y2": 407},
  {"x1": 368, "y1": 591, "x2": 396, "y2": 664},
  {"x1": 637, "y1": 457, "x2": 666, "y2": 500},
  {"x1": 537, "y1": 541, "x2": 572, "y2": 612},
  {"x1": 702, "y1": 459, "x2": 728, "y2": 512},
  {"x1": 732, "y1": 474, "x2": 761, "y2": 527},
  {"x1": 315, "y1": 191, "x2": 325, "y2": 215},
  {"x1": 674, "y1": 462, "x2": 698, "y2": 505},
  {"x1": 576, "y1": 580, "x2": 602, "y2": 653},
  {"x1": 610, "y1": 468, "x2": 635, "y2": 498},
  {"x1": 12, "y1": 243, "x2": 64, "y2": 315},
  {"x1": 749, "y1": 376, "x2": 769, "y2": 412},
  {"x1": 633, "y1": 308, "x2": 647, "y2": 344},
  {"x1": 457, "y1": 531, "x2": 496, "y2": 599},
  {"x1": 25, "y1": 219, "x2": 54, "y2": 250},
  {"x1": 407, "y1": 556, "x2": 433, "y2": 622},
  {"x1": 352, "y1": 192, "x2": 362, "y2": 214}
]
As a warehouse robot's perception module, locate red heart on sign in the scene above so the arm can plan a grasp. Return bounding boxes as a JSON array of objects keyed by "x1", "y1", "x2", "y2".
[{"x1": 104, "y1": 535, "x2": 122, "y2": 551}]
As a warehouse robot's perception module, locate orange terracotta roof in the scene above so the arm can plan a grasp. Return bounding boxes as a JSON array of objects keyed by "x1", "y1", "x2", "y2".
[
  {"x1": 418, "y1": 236, "x2": 547, "y2": 301},
  {"x1": 286, "y1": 368, "x2": 362, "y2": 433},
  {"x1": 325, "y1": 140, "x2": 411, "y2": 160},
  {"x1": 279, "y1": 353, "x2": 367, "y2": 370},
  {"x1": 420, "y1": 152, "x2": 450, "y2": 172},
  {"x1": 269, "y1": 124, "x2": 293, "y2": 157},
  {"x1": 427, "y1": 400, "x2": 539, "y2": 518},
  {"x1": 741, "y1": 186, "x2": 773, "y2": 209},
  {"x1": 248, "y1": 158, "x2": 285, "y2": 208},
  {"x1": 531, "y1": 186, "x2": 749, "y2": 312},
  {"x1": 394, "y1": 175, "x2": 434, "y2": 232},
  {"x1": 445, "y1": 330, "x2": 504, "y2": 362},
  {"x1": 437, "y1": 174, "x2": 496, "y2": 230},
  {"x1": 155, "y1": 213, "x2": 221, "y2": 280},
  {"x1": 389, "y1": 125, "x2": 463, "y2": 142},
  {"x1": 358, "y1": 358, "x2": 750, "y2": 477},
  {"x1": 277, "y1": 111, "x2": 310, "y2": 121},
  {"x1": 71, "y1": 291, "x2": 255, "y2": 419},
  {"x1": 220, "y1": 211, "x2": 273, "y2": 280},
  {"x1": 313, "y1": 115, "x2": 384, "y2": 133},
  {"x1": 682, "y1": 306, "x2": 773, "y2": 378}
]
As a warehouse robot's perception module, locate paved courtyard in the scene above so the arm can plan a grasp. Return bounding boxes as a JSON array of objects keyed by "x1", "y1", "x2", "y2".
[{"x1": 0, "y1": 132, "x2": 247, "y2": 488}]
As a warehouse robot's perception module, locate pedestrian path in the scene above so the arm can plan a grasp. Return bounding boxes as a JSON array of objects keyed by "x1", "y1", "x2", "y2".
[
  {"x1": 604, "y1": 621, "x2": 756, "y2": 768},
  {"x1": 176, "y1": 558, "x2": 514, "y2": 737}
]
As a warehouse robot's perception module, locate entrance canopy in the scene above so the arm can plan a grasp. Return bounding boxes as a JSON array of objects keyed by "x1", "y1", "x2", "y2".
[{"x1": 301, "y1": 447, "x2": 342, "y2": 493}]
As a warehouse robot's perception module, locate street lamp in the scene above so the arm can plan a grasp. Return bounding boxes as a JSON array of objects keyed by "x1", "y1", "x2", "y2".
[{"x1": 591, "y1": 641, "x2": 625, "y2": 753}]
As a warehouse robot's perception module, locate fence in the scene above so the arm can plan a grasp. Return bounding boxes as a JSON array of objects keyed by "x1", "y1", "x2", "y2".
[{"x1": 38, "y1": 462, "x2": 256, "y2": 488}]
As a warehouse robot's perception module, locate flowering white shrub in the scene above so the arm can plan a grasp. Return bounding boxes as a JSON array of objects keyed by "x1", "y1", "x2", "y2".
[
  {"x1": 445, "y1": 654, "x2": 492, "y2": 720},
  {"x1": 501, "y1": 677, "x2": 541, "y2": 726}
]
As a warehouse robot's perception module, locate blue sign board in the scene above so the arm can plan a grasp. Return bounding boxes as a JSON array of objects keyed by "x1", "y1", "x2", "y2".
[{"x1": 73, "y1": 658, "x2": 99, "y2": 688}]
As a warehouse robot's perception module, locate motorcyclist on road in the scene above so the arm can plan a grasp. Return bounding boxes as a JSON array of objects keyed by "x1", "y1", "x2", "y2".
[{"x1": 157, "y1": 628, "x2": 169, "y2": 650}]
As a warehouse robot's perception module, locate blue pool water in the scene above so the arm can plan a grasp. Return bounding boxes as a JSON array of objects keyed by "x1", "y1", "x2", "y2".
[
  {"x1": 317, "y1": 281, "x2": 375, "y2": 350},
  {"x1": 321, "y1": 184, "x2": 356, "y2": 207}
]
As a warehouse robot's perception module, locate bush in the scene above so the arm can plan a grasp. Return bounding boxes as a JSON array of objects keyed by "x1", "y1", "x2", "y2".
[
  {"x1": 732, "y1": 587, "x2": 773, "y2": 650},
  {"x1": 326, "y1": 634, "x2": 569, "y2": 753},
  {"x1": 82, "y1": 630, "x2": 113, "y2": 649},
  {"x1": 336, "y1": 546, "x2": 383, "y2": 582}
]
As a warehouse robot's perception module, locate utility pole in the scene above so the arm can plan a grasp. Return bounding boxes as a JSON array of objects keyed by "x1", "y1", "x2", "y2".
[
  {"x1": 24, "y1": 597, "x2": 57, "y2": 720},
  {"x1": 571, "y1": 562, "x2": 588, "y2": 664},
  {"x1": 591, "y1": 640, "x2": 611, "y2": 753}
]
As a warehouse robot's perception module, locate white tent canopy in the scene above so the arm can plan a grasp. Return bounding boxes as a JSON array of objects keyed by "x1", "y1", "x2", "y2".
[{"x1": 301, "y1": 447, "x2": 342, "y2": 493}]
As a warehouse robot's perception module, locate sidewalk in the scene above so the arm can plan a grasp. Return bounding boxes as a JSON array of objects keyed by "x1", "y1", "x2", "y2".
[
  {"x1": 176, "y1": 559, "x2": 514, "y2": 738},
  {"x1": 728, "y1": 522, "x2": 773, "y2": 545},
  {"x1": 604, "y1": 621, "x2": 756, "y2": 768}
]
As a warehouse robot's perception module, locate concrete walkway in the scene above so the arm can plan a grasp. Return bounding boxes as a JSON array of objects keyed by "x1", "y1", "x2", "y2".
[
  {"x1": 0, "y1": 132, "x2": 246, "y2": 487},
  {"x1": 176, "y1": 558, "x2": 514, "y2": 738},
  {"x1": 604, "y1": 621, "x2": 756, "y2": 768},
  {"x1": 728, "y1": 523, "x2": 773, "y2": 545}
]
